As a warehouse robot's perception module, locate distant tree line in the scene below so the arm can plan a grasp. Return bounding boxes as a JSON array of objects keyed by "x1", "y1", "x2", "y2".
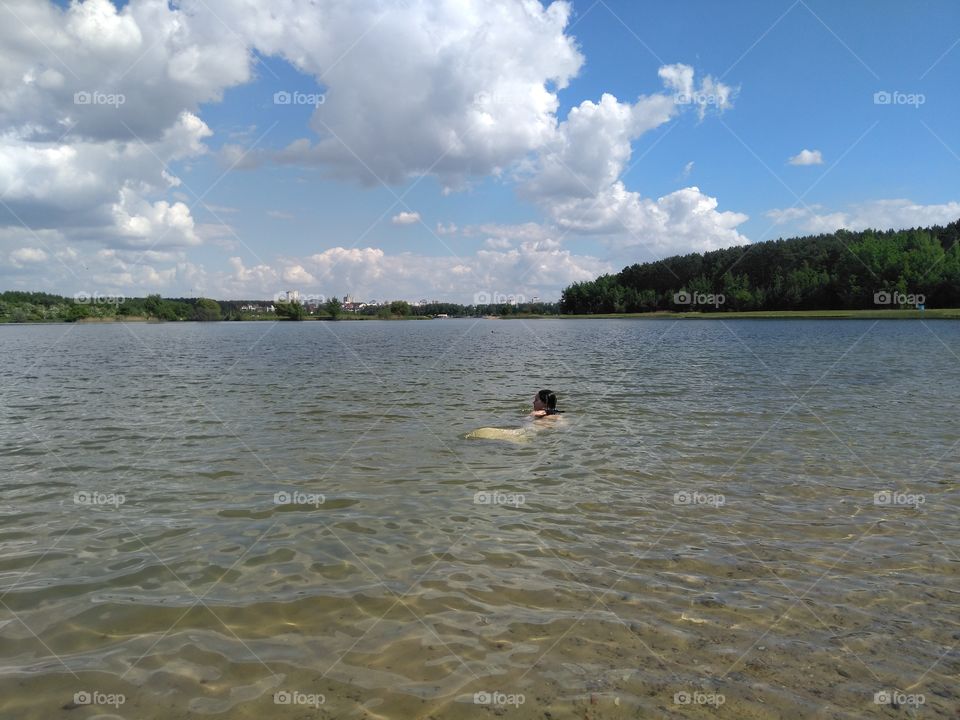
[
  {"x1": 0, "y1": 293, "x2": 224, "y2": 323},
  {"x1": 561, "y1": 221, "x2": 960, "y2": 313},
  {"x1": 355, "y1": 300, "x2": 560, "y2": 318},
  {"x1": 0, "y1": 291, "x2": 561, "y2": 323}
]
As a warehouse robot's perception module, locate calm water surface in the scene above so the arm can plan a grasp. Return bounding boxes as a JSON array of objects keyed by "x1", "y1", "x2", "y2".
[{"x1": 0, "y1": 319, "x2": 957, "y2": 719}]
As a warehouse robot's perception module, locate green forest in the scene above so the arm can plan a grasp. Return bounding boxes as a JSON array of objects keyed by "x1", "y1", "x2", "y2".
[
  {"x1": 561, "y1": 220, "x2": 960, "y2": 313},
  {"x1": 0, "y1": 293, "x2": 227, "y2": 323}
]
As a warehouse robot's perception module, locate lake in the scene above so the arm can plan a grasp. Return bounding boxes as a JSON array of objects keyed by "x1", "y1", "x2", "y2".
[{"x1": 0, "y1": 319, "x2": 957, "y2": 718}]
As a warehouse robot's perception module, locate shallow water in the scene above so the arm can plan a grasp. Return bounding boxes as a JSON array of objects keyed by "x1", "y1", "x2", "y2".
[{"x1": 0, "y1": 319, "x2": 957, "y2": 719}]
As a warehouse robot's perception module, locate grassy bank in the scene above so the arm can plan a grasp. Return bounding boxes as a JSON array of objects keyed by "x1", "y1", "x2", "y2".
[{"x1": 505, "y1": 308, "x2": 960, "y2": 320}]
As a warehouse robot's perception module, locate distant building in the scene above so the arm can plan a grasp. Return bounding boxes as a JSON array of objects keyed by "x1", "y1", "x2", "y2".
[
  {"x1": 285, "y1": 290, "x2": 301, "y2": 303},
  {"x1": 241, "y1": 303, "x2": 273, "y2": 313}
]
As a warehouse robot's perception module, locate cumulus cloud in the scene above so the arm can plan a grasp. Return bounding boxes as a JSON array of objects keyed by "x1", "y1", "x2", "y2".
[
  {"x1": 0, "y1": 114, "x2": 209, "y2": 246},
  {"x1": 9, "y1": 247, "x2": 49, "y2": 265},
  {"x1": 2, "y1": 0, "x2": 251, "y2": 143},
  {"x1": 391, "y1": 211, "x2": 421, "y2": 225},
  {"x1": 788, "y1": 149, "x2": 823, "y2": 166},
  {"x1": 282, "y1": 264, "x2": 316, "y2": 284},
  {"x1": 109, "y1": 188, "x2": 200, "y2": 248},
  {"x1": 0, "y1": 228, "x2": 206, "y2": 295},
  {"x1": 0, "y1": 0, "x2": 254, "y2": 280},
  {"x1": 766, "y1": 199, "x2": 960, "y2": 234},
  {"x1": 290, "y1": 241, "x2": 609, "y2": 303},
  {"x1": 5, "y1": 240, "x2": 607, "y2": 304},
  {"x1": 206, "y1": 0, "x2": 583, "y2": 185},
  {"x1": 520, "y1": 68, "x2": 748, "y2": 259}
]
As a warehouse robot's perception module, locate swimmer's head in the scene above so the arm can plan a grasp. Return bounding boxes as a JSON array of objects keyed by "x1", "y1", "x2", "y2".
[{"x1": 533, "y1": 389, "x2": 557, "y2": 411}]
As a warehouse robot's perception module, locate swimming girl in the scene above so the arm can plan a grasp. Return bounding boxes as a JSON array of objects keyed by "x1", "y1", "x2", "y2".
[{"x1": 530, "y1": 389, "x2": 562, "y2": 418}]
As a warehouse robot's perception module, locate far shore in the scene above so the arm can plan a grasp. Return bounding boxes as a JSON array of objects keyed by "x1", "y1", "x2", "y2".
[
  {"x1": 505, "y1": 308, "x2": 960, "y2": 320},
  {"x1": 6, "y1": 307, "x2": 960, "y2": 325}
]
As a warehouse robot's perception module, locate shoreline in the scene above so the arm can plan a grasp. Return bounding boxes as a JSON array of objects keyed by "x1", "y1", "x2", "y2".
[
  {"x1": 4, "y1": 307, "x2": 960, "y2": 325},
  {"x1": 506, "y1": 308, "x2": 960, "y2": 320}
]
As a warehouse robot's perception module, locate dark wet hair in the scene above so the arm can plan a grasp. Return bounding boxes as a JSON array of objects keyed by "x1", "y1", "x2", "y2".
[{"x1": 537, "y1": 389, "x2": 557, "y2": 409}]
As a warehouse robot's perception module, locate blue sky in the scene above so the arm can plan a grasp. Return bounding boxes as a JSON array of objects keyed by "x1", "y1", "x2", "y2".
[{"x1": 3, "y1": 0, "x2": 959, "y2": 301}]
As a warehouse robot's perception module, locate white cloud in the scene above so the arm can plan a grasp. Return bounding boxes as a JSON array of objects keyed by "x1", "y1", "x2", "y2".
[
  {"x1": 766, "y1": 199, "x2": 960, "y2": 234},
  {"x1": 520, "y1": 93, "x2": 662, "y2": 201},
  {"x1": 520, "y1": 68, "x2": 748, "y2": 258},
  {"x1": 788, "y1": 149, "x2": 823, "y2": 166},
  {"x1": 33, "y1": 241, "x2": 608, "y2": 303},
  {"x1": 209, "y1": 0, "x2": 584, "y2": 185},
  {"x1": 109, "y1": 188, "x2": 200, "y2": 248},
  {"x1": 0, "y1": 107, "x2": 212, "y2": 249},
  {"x1": 391, "y1": 211, "x2": 421, "y2": 225},
  {"x1": 282, "y1": 264, "x2": 316, "y2": 284},
  {"x1": 291, "y1": 242, "x2": 609, "y2": 302},
  {"x1": 9, "y1": 247, "x2": 49, "y2": 265},
  {"x1": 0, "y1": 0, "x2": 248, "y2": 267},
  {"x1": 658, "y1": 63, "x2": 736, "y2": 120},
  {"x1": 0, "y1": 0, "x2": 251, "y2": 143},
  {"x1": 679, "y1": 160, "x2": 694, "y2": 179},
  {"x1": 267, "y1": 210, "x2": 295, "y2": 220}
]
